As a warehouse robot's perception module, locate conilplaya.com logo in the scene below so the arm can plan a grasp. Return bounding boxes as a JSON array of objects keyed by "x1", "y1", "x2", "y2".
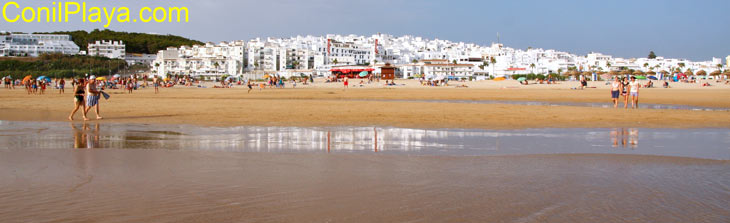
[{"x1": 2, "y1": 1, "x2": 189, "y2": 28}]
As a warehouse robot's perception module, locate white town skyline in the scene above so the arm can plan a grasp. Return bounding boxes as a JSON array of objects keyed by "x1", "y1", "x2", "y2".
[{"x1": 152, "y1": 33, "x2": 728, "y2": 79}]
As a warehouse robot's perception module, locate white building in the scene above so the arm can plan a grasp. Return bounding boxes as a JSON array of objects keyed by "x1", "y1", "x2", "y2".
[
  {"x1": 153, "y1": 33, "x2": 726, "y2": 80},
  {"x1": 125, "y1": 53, "x2": 156, "y2": 66},
  {"x1": 0, "y1": 33, "x2": 80, "y2": 57},
  {"x1": 88, "y1": 40, "x2": 125, "y2": 59}
]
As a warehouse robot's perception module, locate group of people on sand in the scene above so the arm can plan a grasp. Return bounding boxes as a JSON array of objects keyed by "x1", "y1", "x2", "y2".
[
  {"x1": 610, "y1": 76, "x2": 641, "y2": 109},
  {"x1": 68, "y1": 76, "x2": 104, "y2": 121}
]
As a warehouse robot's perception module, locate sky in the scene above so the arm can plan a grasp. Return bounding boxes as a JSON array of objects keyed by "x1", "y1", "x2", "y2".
[{"x1": 1, "y1": 0, "x2": 728, "y2": 61}]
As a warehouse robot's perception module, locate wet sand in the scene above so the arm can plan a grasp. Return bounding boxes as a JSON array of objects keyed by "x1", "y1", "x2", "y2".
[
  {"x1": 2, "y1": 85, "x2": 730, "y2": 129},
  {"x1": 1, "y1": 149, "x2": 728, "y2": 223}
]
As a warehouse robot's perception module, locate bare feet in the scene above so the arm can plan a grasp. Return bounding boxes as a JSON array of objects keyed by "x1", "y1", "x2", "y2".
[
  {"x1": 68, "y1": 116, "x2": 73, "y2": 121},
  {"x1": 83, "y1": 117, "x2": 90, "y2": 121},
  {"x1": 96, "y1": 116, "x2": 103, "y2": 120}
]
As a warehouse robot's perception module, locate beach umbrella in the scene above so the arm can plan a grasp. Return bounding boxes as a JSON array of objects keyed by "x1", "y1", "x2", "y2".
[
  {"x1": 96, "y1": 77, "x2": 106, "y2": 81},
  {"x1": 263, "y1": 74, "x2": 270, "y2": 79},
  {"x1": 696, "y1": 70, "x2": 707, "y2": 76},
  {"x1": 620, "y1": 70, "x2": 632, "y2": 75},
  {"x1": 517, "y1": 77, "x2": 527, "y2": 81},
  {"x1": 493, "y1": 77, "x2": 506, "y2": 81},
  {"x1": 113, "y1": 74, "x2": 121, "y2": 78},
  {"x1": 609, "y1": 71, "x2": 620, "y2": 76},
  {"x1": 37, "y1": 76, "x2": 51, "y2": 82},
  {"x1": 633, "y1": 70, "x2": 644, "y2": 75},
  {"x1": 21, "y1": 75, "x2": 32, "y2": 83},
  {"x1": 648, "y1": 76, "x2": 658, "y2": 80},
  {"x1": 709, "y1": 70, "x2": 721, "y2": 76},
  {"x1": 358, "y1": 71, "x2": 369, "y2": 77},
  {"x1": 635, "y1": 75, "x2": 647, "y2": 80},
  {"x1": 685, "y1": 70, "x2": 694, "y2": 76},
  {"x1": 646, "y1": 71, "x2": 656, "y2": 76}
]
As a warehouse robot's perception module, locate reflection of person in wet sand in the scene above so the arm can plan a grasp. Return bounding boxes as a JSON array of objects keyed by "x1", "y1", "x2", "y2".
[
  {"x1": 610, "y1": 128, "x2": 638, "y2": 148},
  {"x1": 71, "y1": 123, "x2": 88, "y2": 149},
  {"x1": 70, "y1": 123, "x2": 100, "y2": 149}
]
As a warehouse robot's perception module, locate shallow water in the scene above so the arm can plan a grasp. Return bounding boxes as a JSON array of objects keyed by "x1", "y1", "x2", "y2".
[
  {"x1": 1, "y1": 120, "x2": 728, "y2": 160},
  {"x1": 1, "y1": 120, "x2": 729, "y2": 222}
]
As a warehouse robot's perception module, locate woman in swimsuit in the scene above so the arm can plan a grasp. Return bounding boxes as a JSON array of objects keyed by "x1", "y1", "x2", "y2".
[{"x1": 68, "y1": 78, "x2": 88, "y2": 121}]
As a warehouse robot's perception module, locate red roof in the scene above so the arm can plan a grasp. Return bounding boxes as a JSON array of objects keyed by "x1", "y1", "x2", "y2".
[{"x1": 507, "y1": 68, "x2": 526, "y2": 71}]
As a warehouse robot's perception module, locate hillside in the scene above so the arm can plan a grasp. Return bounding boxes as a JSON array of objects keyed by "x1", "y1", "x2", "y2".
[
  {"x1": 41, "y1": 29, "x2": 204, "y2": 54},
  {"x1": 0, "y1": 54, "x2": 127, "y2": 79}
]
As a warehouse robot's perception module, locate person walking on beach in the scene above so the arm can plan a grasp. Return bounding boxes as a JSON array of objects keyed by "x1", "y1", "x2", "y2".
[
  {"x1": 621, "y1": 77, "x2": 630, "y2": 109},
  {"x1": 611, "y1": 78, "x2": 622, "y2": 108},
  {"x1": 343, "y1": 77, "x2": 349, "y2": 90},
  {"x1": 580, "y1": 74, "x2": 587, "y2": 90},
  {"x1": 68, "y1": 78, "x2": 88, "y2": 121},
  {"x1": 247, "y1": 80, "x2": 253, "y2": 93},
  {"x1": 84, "y1": 76, "x2": 103, "y2": 120},
  {"x1": 628, "y1": 76, "x2": 641, "y2": 109},
  {"x1": 58, "y1": 78, "x2": 65, "y2": 94}
]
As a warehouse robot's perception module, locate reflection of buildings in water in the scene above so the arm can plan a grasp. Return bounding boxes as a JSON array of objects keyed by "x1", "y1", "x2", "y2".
[{"x1": 611, "y1": 128, "x2": 639, "y2": 148}]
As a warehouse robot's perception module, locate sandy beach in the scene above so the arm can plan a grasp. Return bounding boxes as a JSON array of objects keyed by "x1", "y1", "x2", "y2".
[{"x1": 2, "y1": 79, "x2": 730, "y2": 129}]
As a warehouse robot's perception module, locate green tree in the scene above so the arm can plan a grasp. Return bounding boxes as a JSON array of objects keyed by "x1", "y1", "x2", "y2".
[{"x1": 648, "y1": 51, "x2": 657, "y2": 59}]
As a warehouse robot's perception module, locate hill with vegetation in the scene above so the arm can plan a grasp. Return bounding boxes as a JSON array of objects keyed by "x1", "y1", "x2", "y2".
[
  {"x1": 41, "y1": 29, "x2": 204, "y2": 54},
  {"x1": 0, "y1": 54, "x2": 128, "y2": 79}
]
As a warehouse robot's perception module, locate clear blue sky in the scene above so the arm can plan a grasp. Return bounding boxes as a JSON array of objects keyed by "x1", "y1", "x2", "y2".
[{"x1": 2, "y1": 0, "x2": 728, "y2": 61}]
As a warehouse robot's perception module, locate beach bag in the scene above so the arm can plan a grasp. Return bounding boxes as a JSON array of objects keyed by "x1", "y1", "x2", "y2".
[{"x1": 101, "y1": 91, "x2": 111, "y2": 100}]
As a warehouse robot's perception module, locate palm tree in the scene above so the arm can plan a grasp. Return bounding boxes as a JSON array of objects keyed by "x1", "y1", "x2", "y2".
[
  {"x1": 643, "y1": 63, "x2": 649, "y2": 71},
  {"x1": 332, "y1": 59, "x2": 339, "y2": 65},
  {"x1": 530, "y1": 63, "x2": 536, "y2": 74},
  {"x1": 678, "y1": 63, "x2": 685, "y2": 71},
  {"x1": 606, "y1": 62, "x2": 612, "y2": 71},
  {"x1": 490, "y1": 57, "x2": 497, "y2": 77},
  {"x1": 557, "y1": 68, "x2": 563, "y2": 76},
  {"x1": 717, "y1": 64, "x2": 724, "y2": 72}
]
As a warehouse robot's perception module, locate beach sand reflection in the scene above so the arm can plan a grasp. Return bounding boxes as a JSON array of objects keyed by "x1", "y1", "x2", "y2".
[{"x1": 611, "y1": 128, "x2": 639, "y2": 149}]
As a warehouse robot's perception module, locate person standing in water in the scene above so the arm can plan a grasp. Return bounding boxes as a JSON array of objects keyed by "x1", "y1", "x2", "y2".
[
  {"x1": 68, "y1": 78, "x2": 88, "y2": 121},
  {"x1": 84, "y1": 76, "x2": 103, "y2": 120},
  {"x1": 610, "y1": 78, "x2": 622, "y2": 108},
  {"x1": 628, "y1": 76, "x2": 641, "y2": 109}
]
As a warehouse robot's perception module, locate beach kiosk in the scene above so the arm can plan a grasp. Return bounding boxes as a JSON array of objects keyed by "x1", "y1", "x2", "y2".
[{"x1": 380, "y1": 63, "x2": 396, "y2": 80}]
